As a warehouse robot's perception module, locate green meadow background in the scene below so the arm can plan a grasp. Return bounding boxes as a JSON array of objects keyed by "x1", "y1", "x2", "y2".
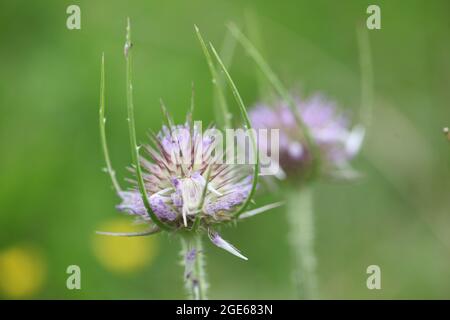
[{"x1": 1, "y1": 0, "x2": 449, "y2": 299}]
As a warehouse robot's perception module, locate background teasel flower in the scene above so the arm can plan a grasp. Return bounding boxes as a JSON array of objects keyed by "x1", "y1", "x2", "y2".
[
  {"x1": 250, "y1": 93, "x2": 364, "y2": 299},
  {"x1": 97, "y1": 20, "x2": 281, "y2": 300},
  {"x1": 250, "y1": 95, "x2": 365, "y2": 181},
  {"x1": 229, "y1": 22, "x2": 372, "y2": 299}
]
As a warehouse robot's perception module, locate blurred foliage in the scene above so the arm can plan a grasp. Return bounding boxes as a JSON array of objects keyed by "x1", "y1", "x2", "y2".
[{"x1": 0, "y1": 0, "x2": 449, "y2": 299}]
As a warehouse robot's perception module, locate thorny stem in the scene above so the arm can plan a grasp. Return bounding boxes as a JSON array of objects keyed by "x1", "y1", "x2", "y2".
[
  {"x1": 99, "y1": 53, "x2": 122, "y2": 195},
  {"x1": 287, "y1": 185, "x2": 318, "y2": 299},
  {"x1": 124, "y1": 18, "x2": 172, "y2": 231},
  {"x1": 180, "y1": 235, "x2": 208, "y2": 300}
]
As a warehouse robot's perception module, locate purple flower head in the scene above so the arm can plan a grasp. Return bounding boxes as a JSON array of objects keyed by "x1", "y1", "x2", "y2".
[
  {"x1": 117, "y1": 120, "x2": 253, "y2": 228},
  {"x1": 112, "y1": 116, "x2": 284, "y2": 260},
  {"x1": 250, "y1": 94, "x2": 365, "y2": 179}
]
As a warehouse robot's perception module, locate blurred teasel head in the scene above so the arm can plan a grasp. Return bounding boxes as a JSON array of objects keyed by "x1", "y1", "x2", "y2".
[
  {"x1": 226, "y1": 23, "x2": 365, "y2": 183},
  {"x1": 250, "y1": 94, "x2": 365, "y2": 182}
]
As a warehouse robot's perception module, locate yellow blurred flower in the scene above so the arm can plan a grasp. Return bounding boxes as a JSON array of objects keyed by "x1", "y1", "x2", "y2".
[
  {"x1": 0, "y1": 245, "x2": 46, "y2": 298},
  {"x1": 92, "y1": 217, "x2": 159, "y2": 274}
]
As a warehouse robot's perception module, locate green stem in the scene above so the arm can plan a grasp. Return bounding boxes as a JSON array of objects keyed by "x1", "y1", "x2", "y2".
[
  {"x1": 287, "y1": 185, "x2": 318, "y2": 299},
  {"x1": 180, "y1": 235, "x2": 208, "y2": 300}
]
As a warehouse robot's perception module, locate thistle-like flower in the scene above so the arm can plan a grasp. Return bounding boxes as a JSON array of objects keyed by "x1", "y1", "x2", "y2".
[
  {"x1": 250, "y1": 94, "x2": 365, "y2": 180},
  {"x1": 116, "y1": 118, "x2": 267, "y2": 260}
]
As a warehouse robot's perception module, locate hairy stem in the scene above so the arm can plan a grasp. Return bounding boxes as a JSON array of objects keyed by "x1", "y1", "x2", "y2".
[
  {"x1": 287, "y1": 185, "x2": 318, "y2": 299},
  {"x1": 180, "y1": 235, "x2": 208, "y2": 300}
]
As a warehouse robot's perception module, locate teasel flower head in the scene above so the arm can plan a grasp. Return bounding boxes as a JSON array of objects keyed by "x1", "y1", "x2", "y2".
[
  {"x1": 250, "y1": 94, "x2": 365, "y2": 181},
  {"x1": 117, "y1": 119, "x2": 252, "y2": 226},
  {"x1": 113, "y1": 115, "x2": 282, "y2": 260}
]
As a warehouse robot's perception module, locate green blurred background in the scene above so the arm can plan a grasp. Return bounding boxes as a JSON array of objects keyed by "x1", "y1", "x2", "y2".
[{"x1": 1, "y1": 0, "x2": 449, "y2": 299}]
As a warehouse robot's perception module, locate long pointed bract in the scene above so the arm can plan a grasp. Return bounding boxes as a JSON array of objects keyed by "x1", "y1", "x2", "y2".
[
  {"x1": 99, "y1": 53, "x2": 122, "y2": 195},
  {"x1": 96, "y1": 227, "x2": 160, "y2": 237},
  {"x1": 357, "y1": 25, "x2": 374, "y2": 132},
  {"x1": 124, "y1": 18, "x2": 172, "y2": 231},
  {"x1": 195, "y1": 25, "x2": 232, "y2": 129},
  {"x1": 209, "y1": 43, "x2": 259, "y2": 218},
  {"x1": 238, "y1": 201, "x2": 284, "y2": 220},
  {"x1": 208, "y1": 230, "x2": 248, "y2": 260}
]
